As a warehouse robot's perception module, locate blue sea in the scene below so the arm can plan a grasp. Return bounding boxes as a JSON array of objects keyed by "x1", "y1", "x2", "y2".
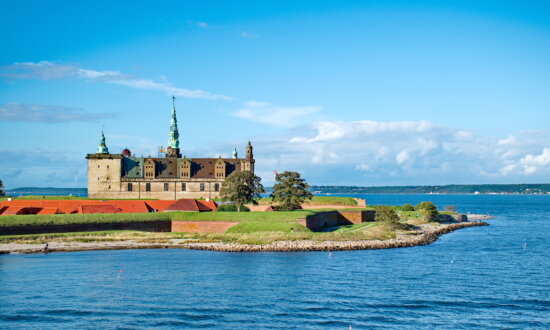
[{"x1": 1, "y1": 194, "x2": 549, "y2": 328}]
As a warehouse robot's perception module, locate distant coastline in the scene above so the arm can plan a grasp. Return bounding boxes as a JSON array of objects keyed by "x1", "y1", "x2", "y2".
[{"x1": 5, "y1": 184, "x2": 550, "y2": 197}]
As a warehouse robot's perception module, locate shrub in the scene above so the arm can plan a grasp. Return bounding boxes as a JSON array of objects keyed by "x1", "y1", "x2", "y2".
[
  {"x1": 216, "y1": 204, "x2": 250, "y2": 212},
  {"x1": 416, "y1": 201, "x2": 437, "y2": 211},
  {"x1": 374, "y1": 205, "x2": 407, "y2": 230},
  {"x1": 402, "y1": 204, "x2": 415, "y2": 211},
  {"x1": 415, "y1": 201, "x2": 439, "y2": 222}
]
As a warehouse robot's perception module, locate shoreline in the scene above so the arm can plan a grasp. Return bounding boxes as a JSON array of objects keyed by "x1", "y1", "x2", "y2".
[{"x1": 0, "y1": 221, "x2": 488, "y2": 254}]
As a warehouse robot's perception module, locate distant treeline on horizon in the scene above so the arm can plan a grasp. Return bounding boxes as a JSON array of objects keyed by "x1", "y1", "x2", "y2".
[
  {"x1": 6, "y1": 184, "x2": 550, "y2": 196},
  {"x1": 309, "y1": 184, "x2": 550, "y2": 194}
]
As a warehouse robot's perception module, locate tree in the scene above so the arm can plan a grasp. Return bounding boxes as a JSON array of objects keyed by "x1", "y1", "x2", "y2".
[
  {"x1": 402, "y1": 204, "x2": 415, "y2": 211},
  {"x1": 0, "y1": 179, "x2": 4, "y2": 197},
  {"x1": 416, "y1": 201, "x2": 438, "y2": 222},
  {"x1": 374, "y1": 205, "x2": 406, "y2": 230},
  {"x1": 270, "y1": 171, "x2": 313, "y2": 210},
  {"x1": 219, "y1": 171, "x2": 265, "y2": 211}
]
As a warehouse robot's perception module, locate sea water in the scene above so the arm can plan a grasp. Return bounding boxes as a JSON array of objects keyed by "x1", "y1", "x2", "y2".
[{"x1": 0, "y1": 194, "x2": 549, "y2": 328}]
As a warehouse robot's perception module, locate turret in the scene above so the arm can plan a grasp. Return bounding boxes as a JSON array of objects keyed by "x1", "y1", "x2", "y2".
[
  {"x1": 245, "y1": 141, "x2": 253, "y2": 161},
  {"x1": 232, "y1": 147, "x2": 238, "y2": 159},
  {"x1": 96, "y1": 128, "x2": 109, "y2": 154},
  {"x1": 244, "y1": 141, "x2": 255, "y2": 172},
  {"x1": 167, "y1": 96, "x2": 181, "y2": 158}
]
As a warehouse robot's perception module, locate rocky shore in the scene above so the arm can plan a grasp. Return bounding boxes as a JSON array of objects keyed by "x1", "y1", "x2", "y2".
[{"x1": 0, "y1": 221, "x2": 488, "y2": 254}]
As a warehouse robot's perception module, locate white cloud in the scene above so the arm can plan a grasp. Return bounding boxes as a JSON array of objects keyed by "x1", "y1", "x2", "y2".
[
  {"x1": 240, "y1": 31, "x2": 259, "y2": 38},
  {"x1": 248, "y1": 120, "x2": 550, "y2": 185},
  {"x1": 0, "y1": 102, "x2": 111, "y2": 123},
  {"x1": 518, "y1": 148, "x2": 550, "y2": 175},
  {"x1": 0, "y1": 61, "x2": 232, "y2": 100},
  {"x1": 233, "y1": 101, "x2": 321, "y2": 127}
]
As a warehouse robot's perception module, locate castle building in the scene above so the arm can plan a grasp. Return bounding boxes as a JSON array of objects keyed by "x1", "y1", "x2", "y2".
[{"x1": 86, "y1": 97, "x2": 255, "y2": 199}]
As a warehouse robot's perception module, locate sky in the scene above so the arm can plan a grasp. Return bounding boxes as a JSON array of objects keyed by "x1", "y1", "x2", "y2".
[{"x1": 1, "y1": 0, "x2": 549, "y2": 188}]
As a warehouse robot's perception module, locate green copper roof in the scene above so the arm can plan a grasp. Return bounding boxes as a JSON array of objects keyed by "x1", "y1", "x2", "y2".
[
  {"x1": 96, "y1": 129, "x2": 109, "y2": 154},
  {"x1": 121, "y1": 157, "x2": 143, "y2": 178},
  {"x1": 168, "y1": 96, "x2": 180, "y2": 149}
]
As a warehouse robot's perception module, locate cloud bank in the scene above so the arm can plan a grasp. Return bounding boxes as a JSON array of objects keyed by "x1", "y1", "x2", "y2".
[
  {"x1": 0, "y1": 102, "x2": 111, "y2": 123},
  {"x1": 249, "y1": 120, "x2": 550, "y2": 185},
  {"x1": 233, "y1": 101, "x2": 321, "y2": 127},
  {"x1": 0, "y1": 61, "x2": 232, "y2": 100}
]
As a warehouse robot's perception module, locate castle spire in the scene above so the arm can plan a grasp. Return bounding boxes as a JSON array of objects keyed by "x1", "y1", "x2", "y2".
[
  {"x1": 168, "y1": 96, "x2": 179, "y2": 148},
  {"x1": 232, "y1": 147, "x2": 238, "y2": 159},
  {"x1": 167, "y1": 96, "x2": 181, "y2": 157},
  {"x1": 96, "y1": 127, "x2": 109, "y2": 154}
]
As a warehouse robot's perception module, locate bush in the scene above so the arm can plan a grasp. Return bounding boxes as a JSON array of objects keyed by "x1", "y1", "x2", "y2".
[
  {"x1": 416, "y1": 201, "x2": 437, "y2": 211},
  {"x1": 374, "y1": 205, "x2": 407, "y2": 230},
  {"x1": 415, "y1": 201, "x2": 439, "y2": 222},
  {"x1": 216, "y1": 204, "x2": 250, "y2": 212},
  {"x1": 402, "y1": 204, "x2": 415, "y2": 211}
]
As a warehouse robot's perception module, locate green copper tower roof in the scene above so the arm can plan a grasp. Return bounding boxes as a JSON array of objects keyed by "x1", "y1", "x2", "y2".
[
  {"x1": 168, "y1": 96, "x2": 180, "y2": 149},
  {"x1": 232, "y1": 147, "x2": 238, "y2": 159},
  {"x1": 96, "y1": 128, "x2": 109, "y2": 154}
]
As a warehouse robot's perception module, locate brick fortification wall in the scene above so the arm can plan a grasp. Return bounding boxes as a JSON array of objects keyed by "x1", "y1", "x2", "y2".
[
  {"x1": 171, "y1": 221, "x2": 237, "y2": 233},
  {"x1": 297, "y1": 210, "x2": 376, "y2": 231},
  {"x1": 0, "y1": 221, "x2": 171, "y2": 236}
]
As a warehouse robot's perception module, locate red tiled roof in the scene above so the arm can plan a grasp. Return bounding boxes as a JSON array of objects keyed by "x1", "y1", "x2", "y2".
[
  {"x1": 196, "y1": 200, "x2": 217, "y2": 211},
  {"x1": 80, "y1": 205, "x2": 120, "y2": 214},
  {"x1": 37, "y1": 207, "x2": 59, "y2": 215},
  {"x1": 164, "y1": 199, "x2": 200, "y2": 212},
  {"x1": 145, "y1": 200, "x2": 176, "y2": 212},
  {"x1": 0, "y1": 199, "x2": 215, "y2": 215}
]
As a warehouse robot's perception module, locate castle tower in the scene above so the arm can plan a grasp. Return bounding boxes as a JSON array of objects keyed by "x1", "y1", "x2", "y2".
[
  {"x1": 244, "y1": 141, "x2": 255, "y2": 172},
  {"x1": 96, "y1": 128, "x2": 109, "y2": 154},
  {"x1": 232, "y1": 147, "x2": 238, "y2": 159},
  {"x1": 167, "y1": 96, "x2": 181, "y2": 158}
]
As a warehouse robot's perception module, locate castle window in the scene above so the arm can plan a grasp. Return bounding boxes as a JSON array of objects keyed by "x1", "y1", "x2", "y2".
[
  {"x1": 214, "y1": 183, "x2": 220, "y2": 192},
  {"x1": 107, "y1": 165, "x2": 109, "y2": 169},
  {"x1": 146, "y1": 183, "x2": 151, "y2": 192},
  {"x1": 200, "y1": 183, "x2": 205, "y2": 191},
  {"x1": 98, "y1": 165, "x2": 100, "y2": 168},
  {"x1": 128, "y1": 183, "x2": 133, "y2": 192},
  {"x1": 164, "y1": 183, "x2": 169, "y2": 191},
  {"x1": 181, "y1": 183, "x2": 186, "y2": 191}
]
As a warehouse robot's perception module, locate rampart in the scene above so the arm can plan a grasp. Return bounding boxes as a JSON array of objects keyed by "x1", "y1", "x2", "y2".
[
  {"x1": 0, "y1": 221, "x2": 171, "y2": 236},
  {"x1": 297, "y1": 210, "x2": 375, "y2": 231}
]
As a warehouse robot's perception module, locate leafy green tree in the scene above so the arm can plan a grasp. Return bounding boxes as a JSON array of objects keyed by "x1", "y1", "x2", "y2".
[
  {"x1": 220, "y1": 171, "x2": 265, "y2": 211},
  {"x1": 402, "y1": 204, "x2": 415, "y2": 211},
  {"x1": 416, "y1": 201, "x2": 439, "y2": 222},
  {"x1": 270, "y1": 171, "x2": 313, "y2": 210},
  {"x1": 374, "y1": 205, "x2": 406, "y2": 230},
  {"x1": 0, "y1": 179, "x2": 4, "y2": 197}
]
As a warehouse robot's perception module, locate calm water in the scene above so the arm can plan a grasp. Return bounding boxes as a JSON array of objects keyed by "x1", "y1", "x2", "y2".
[{"x1": 1, "y1": 194, "x2": 549, "y2": 329}]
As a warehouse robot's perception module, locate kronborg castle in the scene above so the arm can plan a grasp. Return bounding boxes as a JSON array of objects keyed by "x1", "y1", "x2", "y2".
[{"x1": 87, "y1": 98, "x2": 255, "y2": 199}]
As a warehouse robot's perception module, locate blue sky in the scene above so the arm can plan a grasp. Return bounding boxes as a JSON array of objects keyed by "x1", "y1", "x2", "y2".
[{"x1": 1, "y1": 0, "x2": 549, "y2": 188}]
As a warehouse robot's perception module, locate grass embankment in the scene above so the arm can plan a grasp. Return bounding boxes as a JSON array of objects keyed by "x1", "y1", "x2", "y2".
[
  {"x1": 0, "y1": 210, "x2": 320, "y2": 227},
  {"x1": 257, "y1": 196, "x2": 358, "y2": 206},
  {"x1": 0, "y1": 221, "x2": 396, "y2": 246}
]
